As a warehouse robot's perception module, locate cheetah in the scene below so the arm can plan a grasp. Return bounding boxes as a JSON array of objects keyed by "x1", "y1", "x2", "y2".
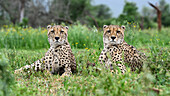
[
  {"x1": 15, "y1": 25, "x2": 76, "y2": 76},
  {"x1": 99, "y1": 25, "x2": 146, "y2": 74}
]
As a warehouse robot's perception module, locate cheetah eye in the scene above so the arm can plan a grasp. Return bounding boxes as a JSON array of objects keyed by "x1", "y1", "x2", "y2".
[
  {"x1": 107, "y1": 30, "x2": 111, "y2": 33},
  {"x1": 60, "y1": 30, "x2": 64, "y2": 33},
  {"x1": 117, "y1": 30, "x2": 120, "y2": 33}
]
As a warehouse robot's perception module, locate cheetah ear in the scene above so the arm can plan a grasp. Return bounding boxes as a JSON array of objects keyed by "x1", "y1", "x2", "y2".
[
  {"x1": 121, "y1": 25, "x2": 126, "y2": 30},
  {"x1": 103, "y1": 25, "x2": 108, "y2": 29},
  {"x1": 47, "y1": 25, "x2": 52, "y2": 30},
  {"x1": 64, "y1": 26, "x2": 69, "y2": 30}
]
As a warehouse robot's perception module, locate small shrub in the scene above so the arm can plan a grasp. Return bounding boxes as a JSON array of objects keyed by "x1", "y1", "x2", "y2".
[
  {"x1": 148, "y1": 46, "x2": 169, "y2": 85},
  {"x1": 0, "y1": 53, "x2": 13, "y2": 96}
]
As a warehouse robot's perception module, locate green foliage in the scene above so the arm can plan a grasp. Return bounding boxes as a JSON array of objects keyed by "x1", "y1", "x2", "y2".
[
  {"x1": 0, "y1": 23, "x2": 169, "y2": 50},
  {"x1": 123, "y1": 1, "x2": 138, "y2": 15},
  {"x1": 143, "y1": 17, "x2": 157, "y2": 29},
  {"x1": 93, "y1": 4, "x2": 112, "y2": 19},
  {"x1": 0, "y1": 0, "x2": 113, "y2": 28},
  {"x1": 19, "y1": 18, "x2": 29, "y2": 27},
  {"x1": 87, "y1": 4, "x2": 112, "y2": 27},
  {"x1": 147, "y1": 40, "x2": 169, "y2": 85},
  {"x1": 68, "y1": 0, "x2": 91, "y2": 21},
  {"x1": 0, "y1": 25, "x2": 49, "y2": 49},
  {"x1": 0, "y1": 47, "x2": 169, "y2": 95},
  {"x1": 118, "y1": 1, "x2": 140, "y2": 23},
  {"x1": 0, "y1": 53, "x2": 13, "y2": 96},
  {"x1": 1, "y1": 0, "x2": 170, "y2": 29},
  {"x1": 159, "y1": 0, "x2": 170, "y2": 27},
  {"x1": 68, "y1": 23, "x2": 103, "y2": 49},
  {"x1": 63, "y1": 70, "x2": 156, "y2": 95}
]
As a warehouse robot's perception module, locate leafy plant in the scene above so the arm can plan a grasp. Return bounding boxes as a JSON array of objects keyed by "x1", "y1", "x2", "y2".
[{"x1": 0, "y1": 53, "x2": 13, "y2": 96}]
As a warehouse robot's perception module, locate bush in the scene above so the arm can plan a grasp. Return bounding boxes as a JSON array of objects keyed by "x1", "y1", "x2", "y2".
[
  {"x1": 148, "y1": 42, "x2": 169, "y2": 85},
  {"x1": 0, "y1": 53, "x2": 13, "y2": 96}
]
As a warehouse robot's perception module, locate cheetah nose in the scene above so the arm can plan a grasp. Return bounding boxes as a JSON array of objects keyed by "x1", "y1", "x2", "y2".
[
  {"x1": 111, "y1": 36, "x2": 116, "y2": 40},
  {"x1": 55, "y1": 37, "x2": 60, "y2": 40}
]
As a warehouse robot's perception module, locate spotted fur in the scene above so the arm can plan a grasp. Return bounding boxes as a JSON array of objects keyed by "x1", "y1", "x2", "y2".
[
  {"x1": 99, "y1": 25, "x2": 146, "y2": 74},
  {"x1": 15, "y1": 25, "x2": 76, "y2": 76}
]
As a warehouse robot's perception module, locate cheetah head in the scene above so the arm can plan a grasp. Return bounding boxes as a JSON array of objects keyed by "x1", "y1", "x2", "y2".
[
  {"x1": 47, "y1": 25, "x2": 69, "y2": 46},
  {"x1": 103, "y1": 25, "x2": 125, "y2": 45}
]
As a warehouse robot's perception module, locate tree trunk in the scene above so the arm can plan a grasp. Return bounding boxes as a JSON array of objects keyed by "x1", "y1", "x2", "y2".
[
  {"x1": 140, "y1": 17, "x2": 144, "y2": 30},
  {"x1": 157, "y1": 11, "x2": 161, "y2": 31},
  {"x1": 148, "y1": 2, "x2": 162, "y2": 31},
  {"x1": 19, "y1": 0, "x2": 25, "y2": 23}
]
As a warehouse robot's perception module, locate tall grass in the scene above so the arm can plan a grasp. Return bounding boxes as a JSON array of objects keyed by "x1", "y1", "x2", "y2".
[
  {"x1": 68, "y1": 24, "x2": 103, "y2": 49},
  {"x1": 0, "y1": 24, "x2": 169, "y2": 49},
  {"x1": 0, "y1": 24, "x2": 103, "y2": 49},
  {"x1": 0, "y1": 25, "x2": 49, "y2": 49}
]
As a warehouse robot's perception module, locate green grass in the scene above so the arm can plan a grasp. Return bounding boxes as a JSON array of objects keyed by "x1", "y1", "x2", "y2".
[
  {"x1": 0, "y1": 23, "x2": 169, "y2": 49},
  {"x1": 0, "y1": 24, "x2": 169, "y2": 95}
]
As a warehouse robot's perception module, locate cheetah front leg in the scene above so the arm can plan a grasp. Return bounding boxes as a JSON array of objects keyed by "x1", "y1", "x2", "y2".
[
  {"x1": 14, "y1": 57, "x2": 44, "y2": 74},
  {"x1": 99, "y1": 49, "x2": 126, "y2": 74},
  {"x1": 99, "y1": 49, "x2": 112, "y2": 69},
  {"x1": 114, "y1": 62, "x2": 126, "y2": 74},
  {"x1": 61, "y1": 65, "x2": 72, "y2": 77}
]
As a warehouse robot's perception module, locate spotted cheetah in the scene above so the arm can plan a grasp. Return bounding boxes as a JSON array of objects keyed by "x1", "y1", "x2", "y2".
[
  {"x1": 15, "y1": 25, "x2": 76, "y2": 76},
  {"x1": 99, "y1": 25, "x2": 146, "y2": 74}
]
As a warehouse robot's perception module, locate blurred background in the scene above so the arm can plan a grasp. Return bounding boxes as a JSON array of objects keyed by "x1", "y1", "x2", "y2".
[{"x1": 0, "y1": 0, "x2": 170, "y2": 28}]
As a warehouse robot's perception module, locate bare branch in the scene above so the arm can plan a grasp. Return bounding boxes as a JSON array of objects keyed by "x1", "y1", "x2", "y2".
[
  {"x1": 148, "y1": 2, "x2": 161, "y2": 12},
  {"x1": 84, "y1": 11, "x2": 99, "y2": 29}
]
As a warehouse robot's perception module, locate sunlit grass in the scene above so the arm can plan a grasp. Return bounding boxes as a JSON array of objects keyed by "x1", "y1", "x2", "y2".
[
  {"x1": 0, "y1": 24, "x2": 169, "y2": 49},
  {"x1": 0, "y1": 47, "x2": 169, "y2": 95}
]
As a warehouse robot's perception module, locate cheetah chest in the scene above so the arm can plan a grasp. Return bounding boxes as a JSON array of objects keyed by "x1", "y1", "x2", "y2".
[
  {"x1": 43, "y1": 46, "x2": 71, "y2": 74},
  {"x1": 108, "y1": 46, "x2": 123, "y2": 62}
]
